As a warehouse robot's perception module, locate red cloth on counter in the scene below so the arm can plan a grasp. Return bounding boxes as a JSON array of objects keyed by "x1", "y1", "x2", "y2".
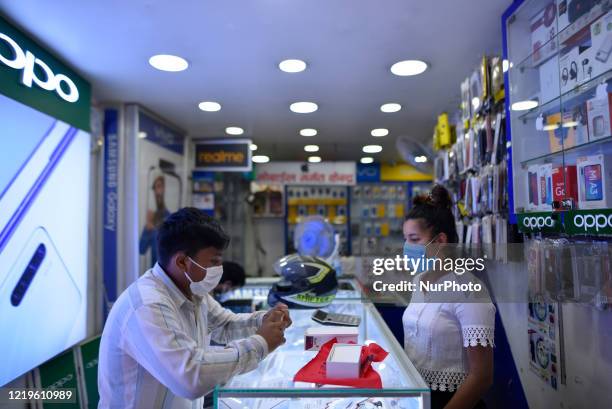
[{"x1": 293, "y1": 338, "x2": 388, "y2": 388}]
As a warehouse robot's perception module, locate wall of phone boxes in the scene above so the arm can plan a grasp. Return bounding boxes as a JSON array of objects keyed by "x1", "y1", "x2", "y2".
[{"x1": 433, "y1": 56, "x2": 512, "y2": 252}]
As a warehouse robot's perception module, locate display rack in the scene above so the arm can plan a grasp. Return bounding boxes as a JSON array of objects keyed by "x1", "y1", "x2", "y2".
[
  {"x1": 284, "y1": 185, "x2": 351, "y2": 255},
  {"x1": 433, "y1": 56, "x2": 511, "y2": 254},
  {"x1": 504, "y1": 0, "x2": 612, "y2": 235}
]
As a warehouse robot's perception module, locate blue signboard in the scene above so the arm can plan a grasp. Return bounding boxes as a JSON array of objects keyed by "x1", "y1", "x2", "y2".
[
  {"x1": 103, "y1": 109, "x2": 119, "y2": 315},
  {"x1": 356, "y1": 163, "x2": 381, "y2": 183},
  {"x1": 138, "y1": 110, "x2": 184, "y2": 154}
]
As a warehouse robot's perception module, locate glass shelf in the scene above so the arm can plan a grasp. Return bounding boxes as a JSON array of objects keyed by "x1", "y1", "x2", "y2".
[
  {"x1": 516, "y1": 68, "x2": 612, "y2": 121},
  {"x1": 214, "y1": 301, "x2": 429, "y2": 409},
  {"x1": 520, "y1": 136, "x2": 612, "y2": 167}
]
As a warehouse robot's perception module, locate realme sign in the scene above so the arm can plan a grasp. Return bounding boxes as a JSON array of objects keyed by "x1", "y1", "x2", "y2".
[
  {"x1": 0, "y1": 15, "x2": 90, "y2": 130},
  {"x1": 195, "y1": 139, "x2": 252, "y2": 172}
]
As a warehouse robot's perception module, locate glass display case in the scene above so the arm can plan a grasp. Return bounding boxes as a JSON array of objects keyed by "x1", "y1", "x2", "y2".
[
  {"x1": 213, "y1": 300, "x2": 429, "y2": 409},
  {"x1": 504, "y1": 0, "x2": 612, "y2": 218}
]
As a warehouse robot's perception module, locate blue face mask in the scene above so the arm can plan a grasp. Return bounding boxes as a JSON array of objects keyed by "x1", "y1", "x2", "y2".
[{"x1": 403, "y1": 235, "x2": 439, "y2": 274}]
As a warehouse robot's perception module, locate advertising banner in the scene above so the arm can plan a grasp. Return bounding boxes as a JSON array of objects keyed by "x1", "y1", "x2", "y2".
[
  {"x1": 194, "y1": 139, "x2": 252, "y2": 171},
  {"x1": 517, "y1": 212, "x2": 563, "y2": 234},
  {"x1": 565, "y1": 209, "x2": 612, "y2": 235},
  {"x1": 356, "y1": 163, "x2": 381, "y2": 183},
  {"x1": 79, "y1": 336, "x2": 101, "y2": 409},
  {"x1": 255, "y1": 162, "x2": 356, "y2": 186},
  {"x1": 36, "y1": 348, "x2": 80, "y2": 408},
  {"x1": 0, "y1": 15, "x2": 91, "y2": 131},
  {"x1": 380, "y1": 163, "x2": 432, "y2": 182}
]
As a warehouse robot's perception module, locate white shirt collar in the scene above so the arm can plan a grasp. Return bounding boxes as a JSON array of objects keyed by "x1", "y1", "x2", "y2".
[{"x1": 151, "y1": 262, "x2": 201, "y2": 307}]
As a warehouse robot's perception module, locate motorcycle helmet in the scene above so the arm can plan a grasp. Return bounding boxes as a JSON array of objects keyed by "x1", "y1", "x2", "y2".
[{"x1": 267, "y1": 254, "x2": 338, "y2": 309}]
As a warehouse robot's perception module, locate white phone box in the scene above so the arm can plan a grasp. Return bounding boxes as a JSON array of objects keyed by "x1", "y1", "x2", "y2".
[
  {"x1": 304, "y1": 326, "x2": 359, "y2": 351},
  {"x1": 326, "y1": 343, "x2": 362, "y2": 379},
  {"x1": 577, "y1": 154, "x2": 612, "y2": 209}
]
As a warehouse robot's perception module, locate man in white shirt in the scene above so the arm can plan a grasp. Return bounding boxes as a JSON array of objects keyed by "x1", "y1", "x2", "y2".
[{"x1": 98, "y1": 208, "x2": 290, "y2": 409}]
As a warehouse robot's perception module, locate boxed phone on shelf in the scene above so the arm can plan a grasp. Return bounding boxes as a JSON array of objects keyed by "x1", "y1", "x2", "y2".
[
  {"x1": 539, "y1": 164, "x2": 554, "y2": 210},
  {"x1": 552, "y1": 165, "x2": 578, "y2": 205},
  {"x1": 587, "y1": 89, "x2": 612, "y2": 141},
  {"x1": 527, "y1": 165, "x2": 541, "y2": 211},
  {"x1": 531, "y1": 2, "x2": 558, "y2": 66},
  {"x1": 326, "y1": 343, "x2": 362, "y2": 379},
  {"x1": 577, "y1": 154, "x2": 612, "y2": 209},
  {"x1": 591, "y1": 11, "x2": 612, "y2": 75},
  {"x1": 304, "y1": 327, "x2": 359, "y2": 351}
]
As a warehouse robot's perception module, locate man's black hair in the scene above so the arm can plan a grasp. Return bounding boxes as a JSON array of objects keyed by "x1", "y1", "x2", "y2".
[
  {"x1": 157, "y1": 207, "x2": 229, "y2": 268},
  {"x1": 221, "y1": 261, "x2": 246, "y2": 287}
]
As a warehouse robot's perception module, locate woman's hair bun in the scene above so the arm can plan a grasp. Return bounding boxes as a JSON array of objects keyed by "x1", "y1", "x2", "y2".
[{"x1": 429, "y1": 185, "x2": 452, "y2": 209}]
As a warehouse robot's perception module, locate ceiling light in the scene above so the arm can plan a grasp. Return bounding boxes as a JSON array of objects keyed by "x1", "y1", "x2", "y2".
[
  {"x1": 300, "y1": 128, "x2": 318, "y2": 137},
  {"x1": 562, "y1": 121, "x2": 579, "y2": 128},
  {"x1": 415, "y1": 155, "x2": 428, "y2": 163},
  {"x1": 371, "y1": 128, "x2": 389, "y2": 137},
  {"x1": 363, "y1": 145, "x2": 383, "y2": 153},
  {"x1": 148, "y1": 54, "x2": 189, "y2": 72},
  {"x1": 138, "y1": 132, "x2": 147, "y2": 139},
  {"x1": 543, "y1": 124, "x2": 559, "y2": 131},
  {"x1": 198, "y1": 101, "x2": 221, "y2": 112},
  {"x1": 511, "y1": 100, "x2": 539, "y2": 111},
  {"x1": 250, "y1": 144, "x2": 258, "y2": 151},
  {"x1": 390, "y1": 60, "x2": 428, "y2": 76},
  {"x1": 279, "y1": 59, "x2": 307, "y2": 73},
  {"x1": 308, "y1": 156, "x2": 322, "y2": 163},
  {"x1": 252, "y1": 155, "x2": 270, "y2": 163},
  {"x1": 290, "y1": 102, "x2": 318, "y2": 113},
  {"x1": 380, "y1": 103, "x2": 401, "y2": 113},
  {"x1": 360, "y1": 157, "x2": 374, "y2": 164},
  {"x1": 304, "y1": 144, "x2": 319, "y2": 152},
  {"x1": 225, "y1": 127, "x2": 244, "y2": 135}
]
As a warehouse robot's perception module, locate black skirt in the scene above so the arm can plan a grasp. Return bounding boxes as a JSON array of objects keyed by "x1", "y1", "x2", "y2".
[{"x1": 430, "y1": 391, "x2": 487, "y2": 409}]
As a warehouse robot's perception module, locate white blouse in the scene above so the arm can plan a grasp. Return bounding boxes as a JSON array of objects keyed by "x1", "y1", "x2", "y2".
[{"x1": 402, "y1": 272, "x2": 495, "y2": 392}]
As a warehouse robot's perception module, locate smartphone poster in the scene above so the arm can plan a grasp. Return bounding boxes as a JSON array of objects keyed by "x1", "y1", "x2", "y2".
[
  {"x1": 584, "y1": 164, "x2": 603, "y2": 201},
  {"x1": 0, "y1": 94, "x2": 90, "y2": 386},
  {"x1": 137, "y1": 110, "x2": 185, "y2": 275}
]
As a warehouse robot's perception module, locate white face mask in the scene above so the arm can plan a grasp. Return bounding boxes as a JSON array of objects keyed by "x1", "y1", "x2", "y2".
[{"x1": 184, "y1": 257, "x2": 224, "y2": 297}]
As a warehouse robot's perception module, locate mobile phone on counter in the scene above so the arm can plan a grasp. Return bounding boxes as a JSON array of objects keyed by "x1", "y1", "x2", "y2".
[{"x1": 312, "y1": 309, "x2": 361, "y2": 327}]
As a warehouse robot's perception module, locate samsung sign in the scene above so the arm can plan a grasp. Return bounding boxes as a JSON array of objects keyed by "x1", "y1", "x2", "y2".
[
  {"x1": 0, "y1": 15, "x2": 90, "y2": 130},
  {"x1": 0, "y1": 32, "x2": 79, "y2": 102}
]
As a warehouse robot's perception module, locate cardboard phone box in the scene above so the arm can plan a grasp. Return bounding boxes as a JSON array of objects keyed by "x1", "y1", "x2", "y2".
[
  {"x1": 326, "y1": 343, "x2": 362, "y2": 379},
  {"x1": 577, "y1": 154, "x2": 612, "y2": 209},
  {"x1": 552, "y1": 165, "x2": 578, "y2": 204},
  {"x1": 587, "y1": 92, "x2": 612, "y2": 141},
  {"x1": 527, "y1": 165, "x2": 541, "y2": 211},
  {"x1": 539, "y1": 164, "x2": 554, "y2": 210},
  {"x1": 305, "y1": 327, "x2": 359, "y2": 351}
]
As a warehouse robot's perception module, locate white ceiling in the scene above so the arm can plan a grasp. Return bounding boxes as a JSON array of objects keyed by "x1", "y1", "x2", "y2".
[{"x1": 1, "y1": 0, "x2": 511, "y2": 161}]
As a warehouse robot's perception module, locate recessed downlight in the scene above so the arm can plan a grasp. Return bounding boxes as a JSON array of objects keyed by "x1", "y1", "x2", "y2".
[
  {"x1": 390, "y1": 60, "x2": 427, "y2": 76},
  {"x1": 252, "y1": 155, "x2": 270, "y2": 163},
  {"x1": 415, "y1": 155, "x2": 428, "y2": 163},
  {"x1": 360, "y1": 157, "x2": 374, "y2": 164},
  {"x1": 198, "y1": 101, "x2": 221, "y2": 112},
  {"x1": 380, "y1": 103, "x2": 402, "y2": 113},
  {"x1": 363, "y1": 145, "x2": 383, "y2": 153},
  {"x1": 149, "y1": 54, "x2": 189, "y2": 72},
  {"x1": 371, "y1": 128, "x2": 389, "y2": 137},
  {"x1": 250, "y1": 144, "x2": 258, "y2": 151},
  {"x1": 290, "y1": 102, "x2": 318, "y2": 113},
  {"x1": 511, "y1": 100, "x2": 539, "y2": 111},
  {"x1": 279, "y1": 59, "x2": 307, "y2": 73},
  {"x1": 308, "y1": 156, "x2": 322, "y2": 163},
  {"x1": 300, "y1": 128, "x2": 318, "y2": 137},
  {"x1": 225, "y1": 127, "x2": 244, "y2": 135},
  {"x1": 138, "y1": 132, "x2": 147, "y2": 139},
  {"x1": 304, "y1": 144, "x2": 319, "y2": 152}
]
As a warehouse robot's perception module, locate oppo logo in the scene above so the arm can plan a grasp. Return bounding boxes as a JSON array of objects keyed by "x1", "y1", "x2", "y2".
[
  {"x1": 0, "y1": 32, "x2": 79, "y2": 103},
  {"x1": 50, "y1": 374, "x2": 73, "y2": 389},
  {"x1": 573, "y1": 214, "x2": 612, "y2": 232},
  {"x1": 523, "y1": 216, "x2": 555, "y2": 229}
]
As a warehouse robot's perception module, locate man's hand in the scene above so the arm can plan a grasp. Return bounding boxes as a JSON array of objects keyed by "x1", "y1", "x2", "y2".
[
  {"x1": 263, "y1": 302, "x2": 292, "y2": 329},
  {"x1": 256, "y1": 310, "x2": 286, "y2": 352},
  {"x1": 145, "y1": 210, "x2": 155, "y2": 230}
]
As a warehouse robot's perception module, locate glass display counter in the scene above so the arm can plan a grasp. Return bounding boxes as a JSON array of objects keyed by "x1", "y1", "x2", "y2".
[{"x1": 213, "y1": 300, "x2": 429, "y2": 409}]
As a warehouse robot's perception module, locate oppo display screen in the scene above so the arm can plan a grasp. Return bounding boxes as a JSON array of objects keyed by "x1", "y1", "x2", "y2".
[{"x1": 0, "y1": 94, "x2": 90, "y2": 385}]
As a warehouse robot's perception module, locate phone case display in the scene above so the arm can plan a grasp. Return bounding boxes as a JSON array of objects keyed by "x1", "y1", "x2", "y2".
[
  {"x1": 286, "y1": 186, "x2": 350, "y2": 255},
  {"x1": 434, "y1": 57, "x2": 511, "y2": 251},
  {"x1": 505, "y1": 0, "x2": 612, "y2": 214},
  {"x1": 214, "y1": 301, "x2": 429, "y2": 409},
  {"x1": 350, "y1": 183, "x2": 408, "y2": 257}
]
